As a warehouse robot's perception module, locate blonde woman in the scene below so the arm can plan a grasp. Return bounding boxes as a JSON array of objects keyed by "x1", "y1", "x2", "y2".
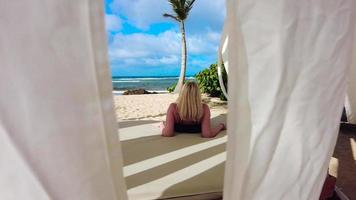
[{"x1": 160, "y1": 81, "x2": 225, "y2": 137}]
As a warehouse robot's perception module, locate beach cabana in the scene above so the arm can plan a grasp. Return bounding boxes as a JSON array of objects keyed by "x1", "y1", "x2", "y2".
[{"x1": 1, "y1": 0, "x2": 355, "y2": 200}]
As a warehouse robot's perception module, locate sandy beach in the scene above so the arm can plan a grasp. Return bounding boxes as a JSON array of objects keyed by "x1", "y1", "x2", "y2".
[{"x1": 114, "y1": 93, "x2": 228, "y2": 121}]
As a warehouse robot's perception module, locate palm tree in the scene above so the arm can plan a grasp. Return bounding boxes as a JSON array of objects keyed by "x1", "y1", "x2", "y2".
[{"x1": 163, "y1": 0, "x2": 196, "y2": 93}]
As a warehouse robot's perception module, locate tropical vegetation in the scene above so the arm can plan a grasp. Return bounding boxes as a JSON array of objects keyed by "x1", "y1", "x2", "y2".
[
  {"x1": 167, "y1": 63, "x2": 228, "y2": 100},
  {"x1": 195, "y1": 63, "x2": 227, "y2": 100}
]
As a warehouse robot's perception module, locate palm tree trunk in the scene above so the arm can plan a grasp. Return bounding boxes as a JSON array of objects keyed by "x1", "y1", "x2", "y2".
[{"x1": 174, "y1": 21, "x2": 187, "y2": 93}]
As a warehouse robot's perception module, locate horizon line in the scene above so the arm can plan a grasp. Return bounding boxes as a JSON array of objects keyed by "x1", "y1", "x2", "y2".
[{"x1": 112, "y1": 75, "x2": 197, "y2": 78}]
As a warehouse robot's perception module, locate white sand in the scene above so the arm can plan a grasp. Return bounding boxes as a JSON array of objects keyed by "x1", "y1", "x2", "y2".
[{"x1": 113, "y1": 93, "x2": 227, "y2": 121}]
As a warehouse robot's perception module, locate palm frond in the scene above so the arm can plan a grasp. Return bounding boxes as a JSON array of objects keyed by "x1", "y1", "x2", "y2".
[
  {"x1": 163, "y1": 13, "x2": 180, "y2": 21},
  {"x1": 164, "y1": 0, "x2": 196, "y2": 21},
  {"x1": 186, "y1": 0, "x2": 195, "y2": 7},
  {"x1": 166, "y1": 0, "x2": 184, "y2": 20},
  {"x1": 184, "y1": 0, "x2": 196, "y2": 19}
]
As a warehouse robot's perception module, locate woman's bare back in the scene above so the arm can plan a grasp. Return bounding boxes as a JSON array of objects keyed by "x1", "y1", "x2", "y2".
[{"x1": 161, "y1": 103, "x2": 225, "y2": 137}]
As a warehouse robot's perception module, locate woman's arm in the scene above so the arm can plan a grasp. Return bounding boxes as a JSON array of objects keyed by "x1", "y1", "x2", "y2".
[
  {"x1": 161, "y1": 103, "x2": 176, "y2": 137},
  {"x1": 201, "y1": 104, "x2": 225, "y2": 138}
]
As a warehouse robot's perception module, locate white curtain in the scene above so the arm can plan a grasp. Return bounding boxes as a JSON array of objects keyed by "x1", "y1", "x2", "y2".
[
  {"x1": 0, "y1": 1, "x2": 127, "y2": 200},
  {"x1": 223, "y1": 0, "x2": 356, "y2": 200},
  {"x1": 345, "y1": 26, "x2": 356, "y2": 124}
]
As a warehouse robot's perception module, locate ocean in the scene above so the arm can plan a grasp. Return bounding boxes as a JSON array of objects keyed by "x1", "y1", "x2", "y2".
[{"x1": 112, "y1": 76, "x2": 195, "y2": 94}]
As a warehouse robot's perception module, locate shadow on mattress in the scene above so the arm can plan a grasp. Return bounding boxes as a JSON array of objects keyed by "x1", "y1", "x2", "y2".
[{"x1": 118, "y1": 114, "x2": 227, "y2": 200}]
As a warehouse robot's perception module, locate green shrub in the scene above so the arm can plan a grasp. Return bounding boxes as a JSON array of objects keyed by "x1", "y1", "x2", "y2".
[
  {"x1": 167, "y1": 82, "x2": 176, "y2": 93},
  {"x1": 195, "y1": 63, "x2": 227, "y2": 100}
]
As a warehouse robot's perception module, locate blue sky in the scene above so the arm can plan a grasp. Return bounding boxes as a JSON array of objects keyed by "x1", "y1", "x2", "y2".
[{"x1": 104, "y1": 0, "x2": 226, "y2": 77}]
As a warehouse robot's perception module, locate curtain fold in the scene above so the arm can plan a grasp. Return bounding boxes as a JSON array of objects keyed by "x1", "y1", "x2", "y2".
[
  {"x1": 0, "y1": 1, "x2": 127, "y2": 199},
  {"x1": 223, "y1": 0, "x2": 356, "y2": 199},
  {"x1": 345, "y1": 23, "x2": 356, "y2": 124}
]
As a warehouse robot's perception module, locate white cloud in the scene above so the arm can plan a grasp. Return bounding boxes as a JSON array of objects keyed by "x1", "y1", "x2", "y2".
[
  {"x1": 188, "y1": 34, "x2": 219, "y2": 54},
  {"x1": 109, "y1": 48, "x2": 148, "y2": 59},
  {"x1": 108, "y1": 29, "x2": 220, "y2": 67},
  {"x1": 110, "y1": 0, "x2": 170, "y2": 30},
  {"x1": 107, "y1": 0, "x2": 225, "y2": 71},
  {"x1": 160, "y1": 55, "x2": 179, "y2": 64},
  {"x1": 143, "y1": 55, "x2": 179, "y2": 65},
  {"x1": 109, "y1": 31, "x2": 179, "y2": 67},
  {"x1": 184, "y1": 0, "x2": 226, "y2": 33},
  {"x1": 105, "y1": 14, "x2": 122, "y2": 31},
  {"x1": 109, "y1": 0, "x2": 226, "y2": 32},
  {"x1": 206, "y1": 31, "x2": 221, "y2": 42},
  {"x1": 109, "y1": 31, "x2": 180, "y2": 60}
]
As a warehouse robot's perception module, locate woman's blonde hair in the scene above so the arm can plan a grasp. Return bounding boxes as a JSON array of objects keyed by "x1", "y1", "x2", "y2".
[{"x1": 176, "y1": 81, "x2": 203, "y2": 122}]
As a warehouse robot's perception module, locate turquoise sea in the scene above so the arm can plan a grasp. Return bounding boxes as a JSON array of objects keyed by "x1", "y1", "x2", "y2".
[{"x1": 112, "y1": 76, "x2": 195, "y2": 93}]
